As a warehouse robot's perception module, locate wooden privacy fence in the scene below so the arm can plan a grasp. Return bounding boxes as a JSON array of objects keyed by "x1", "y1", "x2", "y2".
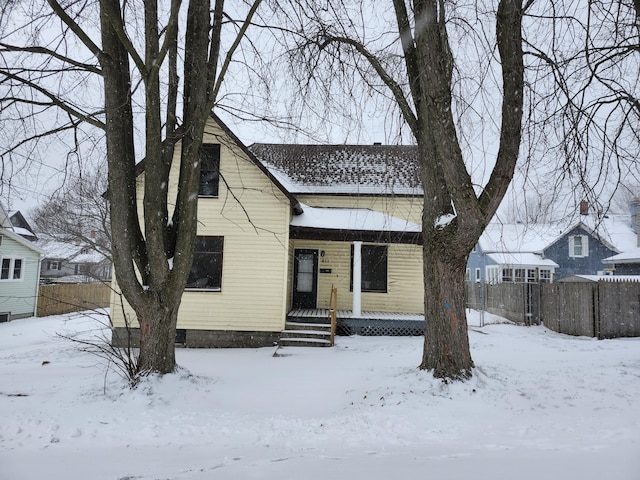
[
  {"x1": 466, "y1": 282, "x2": 540, "y2": 325},
  {"x1": 466, "y1": 280, "x2": 640, "y2": 339},
  {"x1": 37, "y1": 283, "x2": 111, "y2": 317}
]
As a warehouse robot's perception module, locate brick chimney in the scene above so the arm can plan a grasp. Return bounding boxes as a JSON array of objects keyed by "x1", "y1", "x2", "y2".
[{"x1": 579, "y1": 200, "x2": 589, "y2": 216}]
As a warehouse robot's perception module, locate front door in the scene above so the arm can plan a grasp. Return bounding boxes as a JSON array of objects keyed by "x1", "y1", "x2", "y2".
[{"x1": 293, "y1": 249, "x2": 318, "y2": 309}]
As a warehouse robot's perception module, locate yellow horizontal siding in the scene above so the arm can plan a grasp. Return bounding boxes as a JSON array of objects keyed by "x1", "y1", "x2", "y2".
[
  {"x1": 291, "y1": 240, "x2": 424, "y2": 314},
  {"x1": 111, "y1": 119, "x2": 290, "y2": 332}
]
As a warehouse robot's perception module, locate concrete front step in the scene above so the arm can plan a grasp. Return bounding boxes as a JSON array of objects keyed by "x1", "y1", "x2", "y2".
[{"x1": 278, "y1": 337, "x2": 332, "y2": 347}]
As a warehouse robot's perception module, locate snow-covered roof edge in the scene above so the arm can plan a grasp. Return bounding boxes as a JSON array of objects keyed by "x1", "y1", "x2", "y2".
[{"x1": 0, "y1": 225, "x2": 45, "y2": 255}]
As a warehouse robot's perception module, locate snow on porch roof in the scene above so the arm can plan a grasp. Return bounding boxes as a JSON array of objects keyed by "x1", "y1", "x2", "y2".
[
  {"x1": 487, "y1": 252, "x2": 559, "y2": 268},
  {"x1": 602, "y1": 247, "x2": 640, "y2": 264},
  {"x1": 291, "y1": 204, "x2": 421, "y2": 233}
]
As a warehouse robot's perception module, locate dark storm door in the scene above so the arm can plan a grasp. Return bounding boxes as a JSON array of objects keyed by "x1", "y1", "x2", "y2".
[{"x1": 293, "y1": 249, "x2": 318, "y2": 309}]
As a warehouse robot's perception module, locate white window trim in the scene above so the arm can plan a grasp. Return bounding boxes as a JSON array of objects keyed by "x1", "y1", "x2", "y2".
[
  {"x1": 475, "y1": 268, "x2": 481, "y2": 282},
  {"x1": 569, "y1": 234, "x2": 589, "y2": 258},
  {"x1": 486, "y1": 266, "x2": 500, "y2": 284},
  {"x1": 0, "y1": 256, "x2": 25, "y2": 281}
]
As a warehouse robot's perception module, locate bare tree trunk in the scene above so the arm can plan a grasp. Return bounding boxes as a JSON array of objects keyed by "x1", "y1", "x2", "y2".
[
  {"x1": 421, "y1": 243, "x2": 473, "y2": 378},
  {"x1": 137, "y1": 301, "x2": 180, "y2": 374}
]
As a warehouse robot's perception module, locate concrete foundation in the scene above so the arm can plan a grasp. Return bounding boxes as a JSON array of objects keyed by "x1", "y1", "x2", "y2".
[{"x1": 111, "y1": 327, "x2": 280, "y2": 348}]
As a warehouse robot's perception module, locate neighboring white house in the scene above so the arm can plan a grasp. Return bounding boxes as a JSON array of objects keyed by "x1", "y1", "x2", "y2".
[{"x1": 0, "y1": 202, "x2": 44, "y2": 322}]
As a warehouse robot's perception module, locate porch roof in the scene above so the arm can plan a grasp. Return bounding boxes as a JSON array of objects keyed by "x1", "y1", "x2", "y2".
[
  {"x1": 290, "y1": 204, "x2": 422, "y2": 244},
  {"x1": 487, "y1": 252, "x2": 559, "y2": 268}
]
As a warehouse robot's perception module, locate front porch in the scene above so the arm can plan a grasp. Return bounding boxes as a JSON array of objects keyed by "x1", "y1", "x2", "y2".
[{"x1": 287, "y1": 308, "x2": 424, "y2": 336}]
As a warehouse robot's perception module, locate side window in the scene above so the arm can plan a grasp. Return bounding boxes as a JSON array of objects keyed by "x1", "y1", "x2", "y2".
[
  {"x1": 0, "y1": 258, "x2": 23, "y2": 280},
  {"x1": 502, "y1": 267, "x2": 513, "y2": 283},
  {"x1": 350, "y1": 244, "x2": 388, "y2": 293},
  {"x1": 539, "y1": 269, "x2": 552, "y2": 282},
  {"x1": 199, "y1": 144, "x2": 220, "y2": 197},
  {"x1": 1, "y1": 258, "x2": 10, "y2": 280},
  {"x1": 186, "y1": 236, "x2": 224, "y2": 290},
  {"x1": 475, "y1": 268, "x2": 481, "y2": 282},
  {"x1": 12, "y1": 259, "x2": 22, "y2": 279}
]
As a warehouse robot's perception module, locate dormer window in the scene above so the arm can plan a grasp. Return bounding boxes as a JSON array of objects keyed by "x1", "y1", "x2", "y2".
[{"x1": 199, "y1": 144, "x2": 220, "y2": 197}]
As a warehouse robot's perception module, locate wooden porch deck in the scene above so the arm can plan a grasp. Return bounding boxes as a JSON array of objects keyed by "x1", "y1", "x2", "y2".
[
  {"x1": 288, "y1": 308, "x2": 424, "y2": 321},
  {"x1": 287, "y1": 309, "x2": 424, "y2": 336}
]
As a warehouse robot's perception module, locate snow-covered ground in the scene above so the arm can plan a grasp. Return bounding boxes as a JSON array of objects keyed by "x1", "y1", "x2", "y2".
[{"x1": 1, "y1": 310, "x2": 638, "y2": 480}]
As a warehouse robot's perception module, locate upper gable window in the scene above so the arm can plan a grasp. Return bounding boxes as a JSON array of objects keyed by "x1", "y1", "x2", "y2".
[
  {"x1": 199, "y1": 144, "x2": 220, "y2": 197},
  {"x1": 569, "y1": 235, "x2": 589, "y2": 258}
]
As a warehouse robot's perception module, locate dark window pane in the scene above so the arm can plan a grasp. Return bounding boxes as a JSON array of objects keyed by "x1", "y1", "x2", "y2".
[
  {"x1": 1, "y1": 258, "x2": 10, "y2": 280},
  {"x1": 199, "y1": 144, "x2": 220, "y2": 197},
  {"x1": 187, "y1": 236, "x2": 223, "y2": 290},
  {"x1": 350, "y1": 245, "x2": 388, "y2": 293},
  {"x1": 13, "y1": 259, "x2": 22, "y2": 279}
]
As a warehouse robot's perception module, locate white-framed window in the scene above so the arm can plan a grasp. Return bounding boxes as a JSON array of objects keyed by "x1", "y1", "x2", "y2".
[
  {"x1": 475, "y1": 268, "x2": 481, "y2": 282},
  {"x1": 47, "y1": 261, "x2": 61, "y2": 271},
  {"x1": 0, "y1": 257, "x2": 24, "y2": 281},
  {"x1": 539, "y1": 269, "x2": 552, "y2": 282},
  {"x1": 569, "y1": 235, "x2": 589, "y2": 258},
  {"x1": 527, "y1": 269, "x2": 537, "y2": 283},
  {"x1": 502, "y1": 267, "x2": 513, "y2": 283},
  {"x1": 486, "y1": 266, "x2": 500, "y2": 284},
  {"x1": 514, "y1": 268, "x2": 526, "y2": 283}
]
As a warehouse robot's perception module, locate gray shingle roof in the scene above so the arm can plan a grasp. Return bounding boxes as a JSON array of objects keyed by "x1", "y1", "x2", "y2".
[{"x1": 249, "y1": 144, "x2": 422, "y2": 195}]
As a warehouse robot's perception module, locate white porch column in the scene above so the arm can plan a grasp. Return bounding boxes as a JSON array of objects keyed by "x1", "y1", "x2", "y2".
[{"x1": 352, "y1": 240, "x2": 362, "y2": 317}]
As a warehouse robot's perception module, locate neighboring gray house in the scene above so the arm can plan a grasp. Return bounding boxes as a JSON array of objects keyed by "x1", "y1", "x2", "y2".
[
  {"x1": 37, "y1": 234, "x2": 111, "y2": 283},
  {"x1": 467, "y1": 222, "x2": 559, "y2": 284},
  {"x1": 601, "y1": 199, "x2": 640, "y2": 275},
  {"x1": 0, "y1": 202, "x2": 44, "y2": 322},
  {"x1": 602, "y1": 248, "x2": 640, "y2": 275},
  {"x1": 468, "y1": 208, "x2": 637, "y2": 283}
]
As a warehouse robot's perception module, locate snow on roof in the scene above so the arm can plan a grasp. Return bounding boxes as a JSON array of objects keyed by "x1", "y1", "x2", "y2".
[
  {"x1": 36, "y1": 236, "x2": 82, "y2": 259},
  {"x1": 480, "y1": 215, "x2": 637, "y2": 254},
  {"x1": 487, "y1": 252, "x2": 559, "y2": 268},
  {"x1": 0, "y1": 225, "x2": 45, "y2": 254},
  {"x1": 250, "y1": 144, "x2": 422, "y2": 195},
  {"x1": 36, "y1": 236, "x2": 109, "y2": 263},
  {"x1": 479, "y1": 223, "x2": 558, "y2": 253},
  {"x1": 602, "y1": 246, "x2": 640, "y2": 264},
  {"x1": 10, "y1": 226, "x2": 36, "y2": 238},
  {"x1": 291, "y1": 204, "x2": 421, "y2": 232},
  {"x1": 73, "y1": 251, "x2": 109, "y2": 264},
  {"x1": 560, "y1": 274, "x2": 640, "y2": 282}
]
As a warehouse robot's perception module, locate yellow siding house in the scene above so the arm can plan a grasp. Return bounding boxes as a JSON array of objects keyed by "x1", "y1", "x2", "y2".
[{"x1": 111, "y1": 114, "x2": 426, "y2": 347}]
